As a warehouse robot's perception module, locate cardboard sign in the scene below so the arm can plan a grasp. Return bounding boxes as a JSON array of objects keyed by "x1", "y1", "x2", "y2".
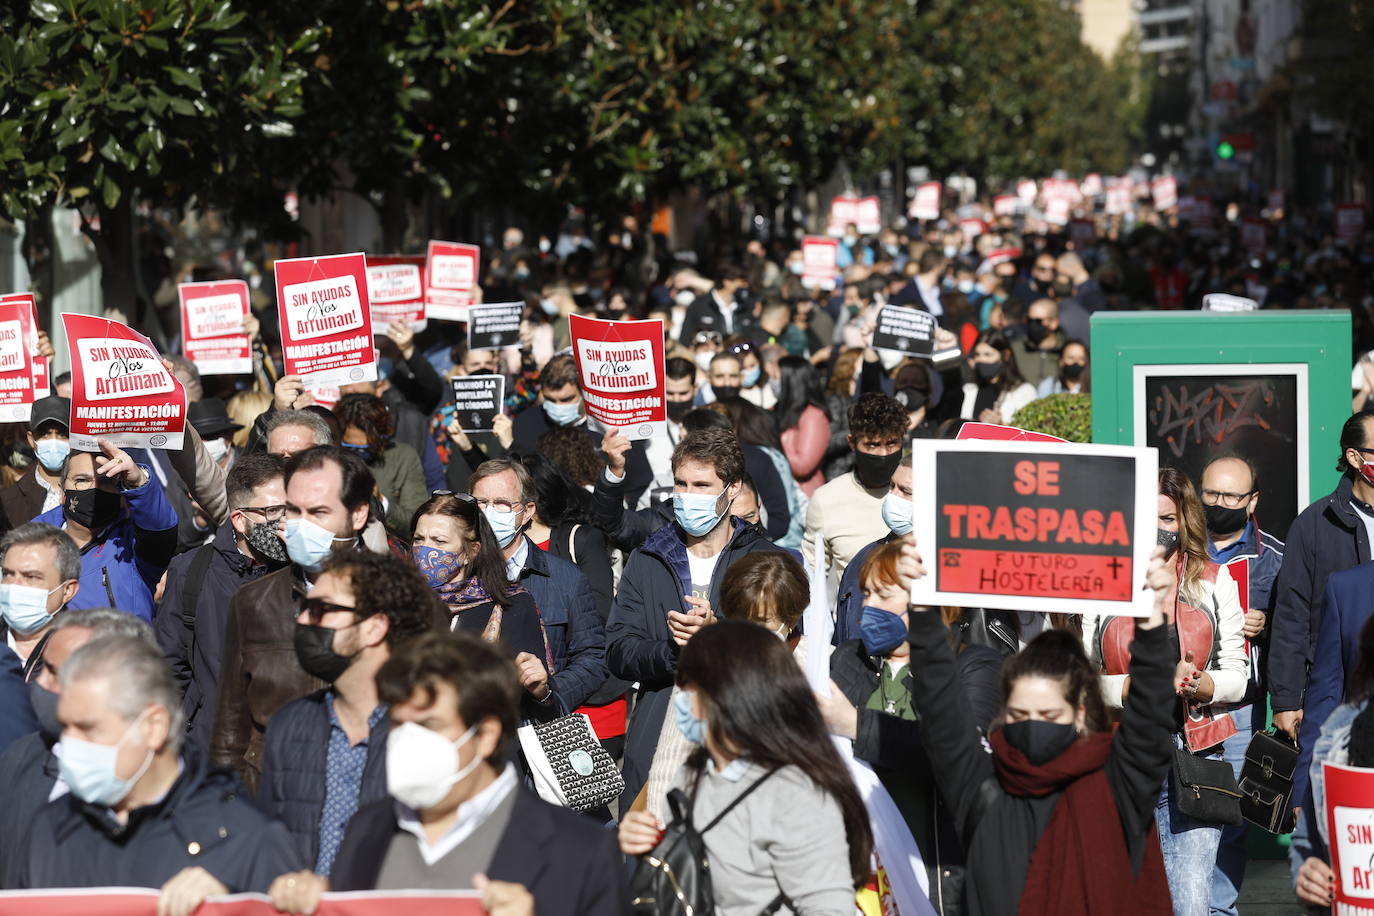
[
  {"x1": 1324, "y1": 761, "x2": 1374, "y2": 912},
  {"x1": 466, "y1": 301, "x2": 523, "y2": 351},
  {"x1": 1240, "y1": 218, "x2": 1267, "y2": 256},
  {"x1": 366, "y1": 255, "x2": 427, "y2": 332},
  {"x1": 1105, "y1": 183, "x2": 1132, "y2": 216},
  {"x1": 0, "y1": 293, "x2": 48, "y2": 398},
  {"x1": 872, "y1": 305, "x2": 936, "y2": 357},
  {"x1": 425, "y1": 240, "x2": 480, "y2": 320},
  {"x1": 1152, "y1": 175, "x2": 1178, "y2": 211},
  {"x1": 908, "y1": 439, "x2": 1158, "y2": 616},
  {"x1": 1202, "y1": 293, "x2": 1259, "y2": 313},
  {"x1": 956, "y1": 423, "x2": 1067, "y2": 444},
  {"x1": 1045, "y1": 198, "x2": 1070, "y2": 226},
  {"x1": 1017, "y1": 179, "x2": 1038, "y2": 204},
  {"x1": 450, "y1": 374, "x2": 505, "y2": 432},
  {"x1": 993, "y1": 195, "x2": 1017, "y2": 217},
  {"x1": 910, "y1": 182, "x2": 942, "y2": 221},
  {"x1": 853, "y1": 196, "x2": 882, "y2": 235},
  {"x1": 0, "y1": 299, "x2": 36, "y2": 421},
  {"x1": 826, "y1": 196, "x2": 859, "y2": 237},
  {"x1": 274, "y1": 252, "x2": 377, "y2": 389},
  {"x1": 801, "y1": 236, "x2": 839, "y2": 290},
  {"x1": 0, "y1": 888, "x2": 484, "y2": 916},
  {"x1": 568, "y1": 313, "x2": 666, "y2": 440},
  {"x1": 1081, "y1": 173, "x2": 1103, "y2": 197},
  {"x1": 177, "y1": 280, "x2": 251, "y2": 376},
  {"x1": 1338, "y1": 204, "x2": 1366, "y2": 247},
  {"x1": 62, "y1": 313, "x2": 186, "y2": 450}
]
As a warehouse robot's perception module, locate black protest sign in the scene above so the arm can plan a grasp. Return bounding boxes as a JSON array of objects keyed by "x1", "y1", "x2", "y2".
[
  {"x1": 872, "y1": 305, "x2": 936, "y2": 357},
  {"x1": 467, "y1": 302, "x2": 523, "y2": 351},
  {"x1": 450, "y1": 374, "x2": 505, "y2": 432}
]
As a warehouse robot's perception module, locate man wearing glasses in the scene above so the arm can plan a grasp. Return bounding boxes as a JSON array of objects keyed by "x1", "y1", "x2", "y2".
[{"x1": 156, "y1": 453, "x2": 290, "y2": 753}]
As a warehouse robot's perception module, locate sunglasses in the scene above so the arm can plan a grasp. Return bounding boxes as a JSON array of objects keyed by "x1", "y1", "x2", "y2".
[{"x1": 299, "y1": 597, "x2": 360, "y2": 623}]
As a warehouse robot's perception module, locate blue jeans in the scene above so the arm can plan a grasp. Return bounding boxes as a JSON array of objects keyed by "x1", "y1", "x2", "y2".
[
  {"x1": 1157, "y1": 750, "x2": 1224, "y2": 916},
  {"x1": 1209, "y1": 704, "x2": 1256, "y2": 916}
]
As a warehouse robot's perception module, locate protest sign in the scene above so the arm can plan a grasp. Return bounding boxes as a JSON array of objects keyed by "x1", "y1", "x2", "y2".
[
  {"x1": 908, "y1": 439, "x2": 1158, "y2": 616},
  {"x1": 450, "y1": 374, "x2": 505, "y2": 432},
  {"x1": 569, "y1": 314, "x2": 666, "y2": 440},
  {"x1": 956, "y1": 423, "x2": 1067, "y2": 444},
  {"x1": 366, "y1": 255, "x2": 427, "y2": 332},
  {"x1": 424, "y1": 241, "x2": 480, "y2": 320},
  {"x1": 62, "y1": 313, "x2": 186, "y2": 450},
  {"x1": 0, "y1": 293, "x2": 48, "y2": 398},
  {"x1": 1324, "y1": 761, "x2": 1374, "y2": 914},
  {"x1": 910, "y1": 182, "x2": 942, "y2": 221},
  {"x1": 0, "y1": 298, "x2": 36, "y2": 421},
  {"x1": 959, "y1": 218, "x2": 986, "y2": 245},
  {"x1": 872, "y1": 305, "x2": 936, "y2": 357},
  {"x1": 1044, "y1": 197, "x2": 1070, "y2": 226},
  {"x1": 1081, "y1": 173, "x2": 1103, "y2": 197},
  {"x1": 31, "y1": 356, "x2": 49, "y2": 398},
  {"x1": 177, "y1": 280, "x2": 251, "y2": 375},
  {"x1": 1017, "y1": 179, "x2": 1038, "y2": 204},
  {"x1": 801, "y1": 236, "x2": 839, "y2": 290},
  {"x1": 993, "y1": 195, "x2": 1017, "y2": 217},
  {"x1": 466, "y1": 302, "x2": 523, "y2": 351},
  {"x1": 274, "y1": 252, "x2": 377, "y2": 389},
  {"x1": 0, "y1": 888, "x2": 484, "y2": 916},
  {"x1": 854, "y1": 196, "x2": 882, "y2": 234},
  {"x1": 1105, "y1": 183, "x2": 1132, "y2": 216},
  {"x1": 825, "y1": 196, "x2": 859, "y2": 237},
  {"x1": 1338, "y1": 204, "x2": 1366, "y2": 247},
  {"x1": 1151, "y1": 175, "x2": 1178, "y2": 211}
]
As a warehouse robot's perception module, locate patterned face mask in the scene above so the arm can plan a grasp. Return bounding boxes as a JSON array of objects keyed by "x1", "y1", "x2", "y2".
[{"x1": 412, "y1": 544, "x2": 466, "y2": 589}]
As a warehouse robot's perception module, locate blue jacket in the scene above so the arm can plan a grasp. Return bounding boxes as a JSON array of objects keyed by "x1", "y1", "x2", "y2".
[
  {"x1": 257, "y1": 689, "x2": 390, "y2": 873},
  {"x1": 511, "y1": 535, "x2": 609, "y2": 713},
  {"x1": 34, "y1": 468, "x2": 179, "y2": 622}
]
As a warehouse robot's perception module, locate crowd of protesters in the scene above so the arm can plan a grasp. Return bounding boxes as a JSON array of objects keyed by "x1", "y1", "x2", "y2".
[{"x1": 0, "y1": 185, "x2": 1369, "y2": 916}]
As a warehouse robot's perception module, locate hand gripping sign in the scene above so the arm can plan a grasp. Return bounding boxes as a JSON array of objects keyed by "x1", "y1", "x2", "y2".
[
  {"x1": 62, "y1": 313, "x2": 186, "y2": 450},
  {"x1": 569, "y1": 314, "x2": 666, "y2": 441},
  {"x1": 274, "y1": 253, "x2": 377, "y2": 389},
  {"x1": 907, "y1": 439, "x2": 1159, "y2": 616},
  {"x1": 178, "y1": 280, "x2": 252, "y2": 375}
]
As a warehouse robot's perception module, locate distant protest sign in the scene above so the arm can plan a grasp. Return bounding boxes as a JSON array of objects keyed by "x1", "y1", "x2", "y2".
[
  {"x1": 1324, "y1": 761, "x2": 1374, "y2": 913},
  {"x1": 1152, "y1": 175, "x2": 1178, "y2": 211},
  {"x1": 0, "y1": 293, "x2": 48, "y2": 397},
  {"x1": 853, "y1": 196, "x2": 882, "y2": 234},
  {"x1": 466, "y1": 302, "x2": 523, "y2": 351},
  {"x1": 908, "y1": 439, "x2": 1158, "y2": 616},
  {"x1": 0, "y1": 888, "x2": 484, "y2": 916},
  {"x1": 63, "y1": 313, "x2": 186, "y2": 450},
  {"x1": 450, "y1": 374, "x2": 505, "y2": 432},
  {"x1": 910, "y1": 182, "x2": 942, "y2": 221},
  {"x1": 178, "y1": 280, "x2": 251, "y2": 375},
  {"x1": 366, "y1": 255, "x2": 426, "y2": 332},
  {"x1": 872, "y1": 305, "x2": 936, "y2": 357},
  {"x1": 801, "y1": 236, "x2": 839, "y2": 290},
  {"x1": 425, "y1": 241, "x2": 480, "y2": 320},
  {"x1": 274, "y1": 253, "x2": 377, "y2": 389},
  {"x1": 569, "y1": 314, "x2": 666, "y2": 440},
  {"x1": 0, "y1": 298, "x2": 35, "y2": 421},
  {"x1": 956, "y1": 423, "x2": 1067, "y2": 444}
]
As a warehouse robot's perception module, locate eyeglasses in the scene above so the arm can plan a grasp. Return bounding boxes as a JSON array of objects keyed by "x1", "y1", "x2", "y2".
[
  {"x1": 428, "y1": 490, "x2": 480, "y2": 522},
  {"x1": 692, "y1": 331, "x2": 723, "y2": 346},
  {"x1": 1199, "y1": 488, "x2": 1255, "y2": 508},
  {"x1": 473, "y1": 497, "x2": 522, "y2": 514},
  {"x1": 727, "y1": 341, "x2": 756, "y2": 356},
  {"x1": 299, "y1": 597, "x2": 360, "y2": 623},
  {"x1": 239, "y1": 504, "x2": 287, "y2": 522}
]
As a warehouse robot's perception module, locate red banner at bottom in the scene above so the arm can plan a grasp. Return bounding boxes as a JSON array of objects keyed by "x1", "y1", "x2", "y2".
[
  {"x1": 936, "y1": 548, "x2": 1133, "y2": 602},
  {"x1": 0, "y1": 889, "x2": 484, "y2": 916}
]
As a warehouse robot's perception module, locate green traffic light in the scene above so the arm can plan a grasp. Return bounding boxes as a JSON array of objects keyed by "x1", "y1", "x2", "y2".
[{"x1": 1217, "y1": 141, "x2": 1235, "y2": 160}]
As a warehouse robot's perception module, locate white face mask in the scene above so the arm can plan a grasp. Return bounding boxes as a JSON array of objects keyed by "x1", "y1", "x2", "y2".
[
  {"x1": 386, "y1": 721, "x2": 481, "y2": 811},
  {"x1": 203, "y1": 437, "x2": 229, "y2": 463},
  {"x1": 694, "y1": 351, "x2": 714, "y2": 372},
  {"x1": 675, "y1": 290, "x2": 696, "y2": 308}
]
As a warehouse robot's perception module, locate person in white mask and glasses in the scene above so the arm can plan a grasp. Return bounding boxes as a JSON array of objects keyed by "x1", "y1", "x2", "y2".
[{"x1": 0, "y1": 522, "x2": 81, "y2": 674}]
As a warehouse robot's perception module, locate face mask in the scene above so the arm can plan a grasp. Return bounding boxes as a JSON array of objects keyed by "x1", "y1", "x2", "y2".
[
  {"x1": 284, "y1": 517, "x2": 348, "y2": 570},
  {"x1": 742, "y1": 367, "x2": 761, "y2": 388},
  {"x1": 203, "y1": 437, "x2": 229, "y2": 463},
  {"x1": 674, "y1": 490, "x2": 728, "y2": 537},
  {"x1": 542, "y1": 399, "x2": 581, "y2": 426},
  {"x1": 538, "y1": 238, "x2": 551, "y2": 254},
  {"x1": 1025, "y1": 319, "x2": 1050, "y2": 343},
  {"x1": 666, "y1": 399, "x2": 693, "y2": 422},
  {"x1": 58, "y1": 710, "x2": 154, "y2": 807},
  {"x1": 694, "y1": 351, "x2": 714, "y2": 372},
  {"x1": 245, "y1": 520, "x2": 289, "y2": 565},
  {"x1": 853, "y1": 449, "x2": 903, "y2": 490},
  {"x1": 881, "y1": 493, "x2": 913, "y2": 536},
  {"x1": 539, "y1": 298, "x2": 560, "y2": 317},
  {"x1": 957, "y1": 279, "x2": 975, "y2": 294},
  {"x1": 1061, "y1": 362, "x2": 1086, "y2": 381},
  {"x1": 844, "y1": 235, "x2": 859, "y2": 247},
  {"x1": 1204, "y1": 504, "x2": 1249, "y2": 537},
  {"x1": 293, "y1": 621, "x2": 358, "y2": 683},
  {"x1": 341, "y1": 441, "x2": 375, "y2": 462},
  {"x1": 1358, "y1": 459, "x2": 1374, "y2": 488},
  {"x1": 711, "y1": 385, "x2": 740, "y2": 402},
  {"x1": 943, "y1": 245, "x2": 959, "y2": 258},
  {"x1": 29, "y1": 681, "x2": 60, "y2": 741},
  {"x1": 64, "y1": 487, "x2": 122, "y2": 530},
  {"x1": 1156, "y1": 527, "x2": 1180, "y2": 558},
  {"x1": 859, "y1": 605, "x2": 908, "y2": 656},
  {"x1": 787, "y1": 261, "x2": 803, "y2": 276},
  {"x1": 675, "y1": 290, "x2": 696, "y2": 308},
  {"x1": 1001, "y1": 719, "x2": 1080, "y2": 766},
  {"x1": 34, "y1": 438, "x2": 69, "y2": 472},
  {"x1": 514, "y1": 267, "x2": 530, "y2": 281},
  {"x1": 386, "y1": 721, "x2": 482, "y2": 811},
  {"x1": 412, "y1": 544, "x2": 466, "y2": 589},
  {"x1": 0, "y1": 582, "x2": 62, "y2": 635},
  {"x1": 483, "y1": 505, "x2": 524, "y2": 548},
  {"x1": 975, "y1": 361, "x2": 1003, "y2": 383},
  {"x1": 673, "y1": 689, "x2": 706, "y2": 745}
]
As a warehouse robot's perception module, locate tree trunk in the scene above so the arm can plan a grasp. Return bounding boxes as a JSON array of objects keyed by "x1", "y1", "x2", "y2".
[{"x1": 379, "y1": 178, "x2": 408, "y2": 253}]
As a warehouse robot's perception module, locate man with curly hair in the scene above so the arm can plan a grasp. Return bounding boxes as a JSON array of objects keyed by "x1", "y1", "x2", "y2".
[{"x1": 256, "y1": 551, "x2": 446, "y2": 878}]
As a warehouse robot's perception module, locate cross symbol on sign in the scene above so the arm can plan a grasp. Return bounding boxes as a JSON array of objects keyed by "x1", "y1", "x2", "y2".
[{"x1": 1107, "y1": 557, "x2": 1124, "y2": 578}]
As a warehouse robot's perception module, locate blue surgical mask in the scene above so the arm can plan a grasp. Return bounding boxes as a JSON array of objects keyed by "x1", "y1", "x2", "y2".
[
  {"x1": 742, "y1": 366, "x2": 761, "y2": 388},
  {"x1": 412, "y1": 544, "x2": 465, "y2": 588},
  {"x1": 0, "y1": 582, "x2": 62, "y2": 636},
  {"x1": 673, "y1": 689, "x2": 706, "y2": 745},
  {"x1": 540, "y1": 298, "x2": 560, "y2": 317},
  {"x1": 341, "y1": 441, "x2": 374, "y2": 461},
  {"x1": 34, "y1": 438, "x2": 69, "y2": 473},
  {"x1": 958, "y1": 279, "x2": 975, "y2": 294},
  {"x1": 58, "y1": 710, "x2": 155, "y2": 807},
  {"x1": 542, "y1": 400, "x2": 581, "y2": 426},
  {"x1": 859, "y1": 605, "x2": 908, "y2": 656},
  {"x1": 483, "y1": 505, "x2": 524, "y2": 549},
  {"x1": 284, "y1": 517, "x2": 347, "y2": 570},
  {"x1": 880, "y1": 493, "x2": 913, "y2": 537},
  {"x1": 674, "y1": 490, "x2": 728, "y2": 537}
]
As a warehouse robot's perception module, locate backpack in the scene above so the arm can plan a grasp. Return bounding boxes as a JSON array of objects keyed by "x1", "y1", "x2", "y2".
[{"x1": 630, "y1": 766, "x2": 786, "y2": 916}]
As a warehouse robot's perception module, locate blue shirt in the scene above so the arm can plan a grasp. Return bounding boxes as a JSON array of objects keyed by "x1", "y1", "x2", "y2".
[
  {"x1": 1208, "y1": 518, "x2": 1255, "y2": 565},
  {"x1": 316, "y1": 692, "x2": 386, "y2": 875}
]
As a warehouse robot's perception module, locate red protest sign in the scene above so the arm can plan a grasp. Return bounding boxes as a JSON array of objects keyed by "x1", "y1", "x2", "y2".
[
  {"x1": 62, "y1": 313, "x2": 186, "y2": 450},
  {"x1": 909, "y1": 439, "x2": 1158, "y2": 616},
  {"x1": 956, "y1": 423, "x2": 1067, "y2": 444},
  {"x1": 1081, "y1": 173, "x2": 1103, "y2": 197},
  {"x1": 801, "y1": 236, "x2": 839, "y2": 290},
  {"x1": 1338, "y1": 205, "x2": 1366, "y2": 247},
  {"x1": 1324, "y1": 761, "x2": 1374, "y2": 911},
  {"x1": 1105, "y1": 184, "x2": 1131, "y2": 216},
  {"x1": 366, "y1": 255, "x2": 427, "y2": 332},
  {"x1": 0, "y1": 293, "x2": 47, "y2": 398},
  {"x1": 0, "y1": 888, "x2": 485, "y2": 916},
  {"x1": 0, "y1": 298, "x2": 36, "y2": 421},
  {"x1": 274, "y1": 253, "x2": 376, "y2": 389},
  {"x1": 909, "y1": 182, "x2": 942, "y2": 221},
  {"x1": 425, "y1": 241, "x2": 480, "y2": 320},
  {"x1": 1044, "y1": 198, "x2": 1070, "y2": 226},
  {"x1": 993, "y1": 195, "x2": 1017, "y2": 217},
  {"x1": 569, "y1": 313, "x2": 666, "y2": 441},
  {"x1": 1152, "y1": 175, "x2": 1178, "y2": 211},
  {"x1": 178, "y1": 280, "x2": 251, "y2": 376},
  {"x1": 1017, "y1": 179, "x2": 1038, "y2": 204},
  {"x1": 853, "y1": 196, "x2": 882, "y2": 235},
  {"x1": 826, "y1": 196, "x2": 859, "y2": 237},
  {"x1": 32, "y1": 356, "x2": 49, "y2": 398}
]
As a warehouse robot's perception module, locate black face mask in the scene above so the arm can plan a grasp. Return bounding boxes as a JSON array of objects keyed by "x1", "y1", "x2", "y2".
[
  {"x1": 712, "y1": 385, "x2": 740, "y2": 402},
  {"x1": 666, "y1": 399, "x2": 694, "y2": 422},
  {"x1": 895, "y1": 388, "x2": 928, "y2": 412},
  {"x1": 1204, "y1": 504, "x2": 1250, "y2": 537},
  {"x1": 64, "y1": 487, "x2": 122, "y2": 529},
  {"x1": 1002, "y1": 720, "x2": 1080, "y2": 766},
  {"x1": 1156, "y1": 527, "x2": 1180, "y2": 558},
  {"x1": 1025, "y1": 318, "x2": 1051, "y2": 343},
  {"x1": 29, "y1": 681, "x2": 60, "y2": 742},
  {"x1": 245, "y1": 521, "x2": 289, "y2": 566},
  {"x1": 975, "y1": 361, "x2": 1003, "y2": 383},
  {"x1": 854, "y1": 449, "x2": 903, "y2": 490},
  {"x1": 293, "y1": 622, "x2": 357, "y2": 683},
  {"x1": 1061, "y1": 362, "x2": 1087, "y2": 381}
]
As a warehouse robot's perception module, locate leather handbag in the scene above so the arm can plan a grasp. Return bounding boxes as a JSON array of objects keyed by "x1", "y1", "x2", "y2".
[
  {"x1": 1171, "y1": 748, "x2": 1243, "y2": 825},
  {"x1": 1237, "y1": 729, "x2": 1300, "y2": 833}
]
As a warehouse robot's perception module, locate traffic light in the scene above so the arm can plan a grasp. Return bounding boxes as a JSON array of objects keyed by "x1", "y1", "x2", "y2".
[{"x1": 1216, "y1": 141, "x2": 1235, "y2": 160}]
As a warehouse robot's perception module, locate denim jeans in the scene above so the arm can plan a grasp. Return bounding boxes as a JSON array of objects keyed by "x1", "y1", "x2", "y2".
[
  {"x1": 1209, "y1": 704, "x2": 1255, "y2": 916},
  {"x1": 1157, "y1": 747, "x2": 1224, "y2": 916}
]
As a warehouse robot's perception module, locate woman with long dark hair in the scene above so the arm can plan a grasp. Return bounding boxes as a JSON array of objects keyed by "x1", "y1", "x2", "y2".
[
  {"x1": 775, "y1": 355, "x2": 832, "y2": 497},
  {"x1": 620, "y1": 621, "x2": 874, "y2": 914},
  {"x1": 959, "y1": 330, "x2": 1036, "y2": 424}
]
